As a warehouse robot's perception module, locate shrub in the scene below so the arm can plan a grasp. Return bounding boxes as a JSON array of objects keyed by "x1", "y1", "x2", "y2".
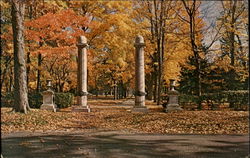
[
  {"x1": 179, "y1": 94, "x2": 200, "y2": 105},
  {"x1": 200, "y1": 90, "x2": 249, "y2": 110},
  {"x1": 28, "y1": 92, "x2": 43, "y2": 108},
  {"x1": 1, "y1": 92, "x2": 42, "y2": 108},
  {"x1": 1, "y1": 91, "x2": 74, "y2": 109},
  {"x1": 223, "y1": 91, "x2": 249, "y2": 110},
  {"x1": 1, "y1": 92, "x2": 14, "y2": 107},
  {"x1": 179, "y1": 90, "x2": 249, "y2": 110},
  {"x1": 54, "y1": 93, "x2": 74, "y2": 108}
]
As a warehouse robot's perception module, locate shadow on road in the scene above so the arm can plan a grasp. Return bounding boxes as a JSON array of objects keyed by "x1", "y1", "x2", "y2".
[{"x1": 1, "y1": 132, "x2": 249, "y2": 158}]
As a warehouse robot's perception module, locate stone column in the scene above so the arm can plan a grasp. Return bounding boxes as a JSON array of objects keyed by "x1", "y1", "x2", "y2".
[
  {"x1": 165, "y1": 79, "x2": 183, "y2": 112},
  {"x1": 132, "y1": 35, "x2": 148, "y2": 112},
  {"x1": 73, "y1": 36, "x2": 90, "y2": 112}
]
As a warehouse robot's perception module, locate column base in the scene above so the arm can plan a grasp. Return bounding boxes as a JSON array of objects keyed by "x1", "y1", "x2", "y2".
[
  {"x1": 72, "y1": 106, "x2": 90, "y2": 112},
  {"x1": 165, "y1": 104, "x2": 183, "y2": 112},
  {"x1": 40, "y1": 104, "x2": 57, "y2": 112},
  {"x1": 132, "y1": 107, "x2": 148, "y2": 113}
]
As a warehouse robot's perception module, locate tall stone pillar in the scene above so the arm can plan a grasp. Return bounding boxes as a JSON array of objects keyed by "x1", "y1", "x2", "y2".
[
  {"x1": 73, "y1": 36, "x2": 90, "y2": 112},
  {"x1": 132, "y1": 35, "x2": 148, "y2": 112}
]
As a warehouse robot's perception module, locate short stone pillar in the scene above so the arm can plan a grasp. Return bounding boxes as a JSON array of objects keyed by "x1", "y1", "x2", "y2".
[
  {"x1": 165, "y1": 79, "x2": 183, "y2": 112},
  {"x1": 40, "y1": 79, "x2": 57, "y2": 112},
  {"x1": 132, "y1": 35, "x2": 148, "y2": 112},
  {"x1": 72, "y1": 36, "x2": 90, "y2": 112}
]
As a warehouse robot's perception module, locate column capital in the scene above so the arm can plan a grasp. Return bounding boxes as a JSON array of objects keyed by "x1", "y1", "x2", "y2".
[
  {"x1": 77, "y1": 36, "x2": 88, "y2": 48},
  {"x1": 134, "y1": 35, "x2": 145, "y2": 48}
]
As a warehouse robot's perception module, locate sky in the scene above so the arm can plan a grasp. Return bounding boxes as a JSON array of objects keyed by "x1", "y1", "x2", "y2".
[{"x1": 200, "y1": 1, "x2": 222, "y2": 44}]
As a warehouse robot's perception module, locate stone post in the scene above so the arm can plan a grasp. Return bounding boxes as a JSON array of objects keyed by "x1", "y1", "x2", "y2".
[
  {"x1": 132, "y1": 35, "x2": 148, "y2": 112},
  {"x1": 73, "y1": 36, "x2": 90, "y2": 112},
  {"x1": 165, "y1": 79, "x2": 183, "y2": 112},
  {"x1": 40, "y1": 79, "x2": 57, "y2": 112}
]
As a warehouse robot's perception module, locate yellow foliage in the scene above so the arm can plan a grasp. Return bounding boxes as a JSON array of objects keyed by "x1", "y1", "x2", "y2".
[{"x1": 0, "y1": 1, "x2": 10, "y2": 8}]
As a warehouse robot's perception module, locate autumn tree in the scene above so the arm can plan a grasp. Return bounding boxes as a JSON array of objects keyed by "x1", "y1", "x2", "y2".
[
  {"x1": 132, "y1": 1, "x2": 193, "y2": 104},
  {"x1": 215, "y1": 0, "x2": 248, "y2": 90},
  {"x1": 151, "y1": 0, "x2": 167, "y2": 104},
  {"x1": 177, "y1": 0, "x2": 223, "y2": 98},
  {"x1": 11, "y1": 0, "x2": 30, "y2": 113},
  {"x1": 67, "y1": 1, "x2": 136, "y2": 98},
  {"x1": 25, "y1": 9, "x2": 88, "y2": 92},
  {"x1": 25, "y1": 1, "x2": 68, "y2": 92},
  {"x1": 0, "y1": 1, "x2": 13, "y2": 94},
  {"x1": 1, "y1": 0, "x2": 69, "y2": 93},
  {"x1": 178, "y1": 0, "x2": 206, "y2": 97}
]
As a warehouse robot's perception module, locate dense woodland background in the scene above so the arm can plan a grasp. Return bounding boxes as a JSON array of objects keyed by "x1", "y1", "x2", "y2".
[{"x1": 1, "y1": 0, "x2": 249, "y2": 113}]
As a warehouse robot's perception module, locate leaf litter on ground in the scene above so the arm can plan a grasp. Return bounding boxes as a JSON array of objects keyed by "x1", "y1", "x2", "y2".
[{"x1": 1, "y1": 99, "x2": 249, "y2": 134}]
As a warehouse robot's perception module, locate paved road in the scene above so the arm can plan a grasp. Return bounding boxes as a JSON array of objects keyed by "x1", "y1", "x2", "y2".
[{"x1": 1, "y1": 130, "x2": 249, "y2": 158}]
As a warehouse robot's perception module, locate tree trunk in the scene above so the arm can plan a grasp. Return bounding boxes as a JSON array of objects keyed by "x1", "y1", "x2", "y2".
[
  {"x1": 8, "y1": 68, "x2": 14, "y2": 92},
  {"x1": 197, "y1": 62, "x2": 201, "y2": 97},
  {"x1": 117, "y1": 84, "x2": 120, "y2": 99},
  {"x1": 0, "y1": 56, "x2": 12, "y2": 94},
  {"x1": 157, "y1": 42, "x2": 162, "y2": 105},
  {"x1": 184, "y1": 0, "x2": 202, "y2": 97},
  {"x1": 114, "y1": 86, "x2": 117, "y2": 100},
  {"x1": 153, "y1": 70, "x2": 158, "y2": 102},
  {"x1": 181, "y1": 0, "x2": 203, "y2": 109},
  {"x1": 228, "y1": 0, "x2": 237, "y2": 90},
  {"x1": 110, "y1": 88, "x2": 113, "y2": 96},
  {"x1": 26, "y1": 5, "x2": 34, "y2": 90},
  {"x1": 146, "y1": 74, "x2": 153, "y2": 100},
  {"x1": 26, "y1": 52, "x2": 30, "y2": 88},
  {"x1": 124, "y1": 87, "x2": 127, "y2": 98},
  {"x1": 59, "y1": 82, "x2": 64, "y2": 92},
  {"x1": 11, "y1": 0, "x2": 30, "y2": 113},
  {"x1": 229, "y1": 0, "x2": 237, "y2": 66},
  {"x1": 113, "y1": 80, "x2": 117, "y2": 100},
  {"x1": 157, "y1": 11, "x2": 166, "y2": 105},
  {"x1": 36, "y1": 52, "x2": 42, "y2": 92}
]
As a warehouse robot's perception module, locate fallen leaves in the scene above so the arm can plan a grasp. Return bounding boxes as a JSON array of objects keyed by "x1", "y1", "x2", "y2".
[{"x1": 1, "y1": 99, "x2": 249, "y2": 134}]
